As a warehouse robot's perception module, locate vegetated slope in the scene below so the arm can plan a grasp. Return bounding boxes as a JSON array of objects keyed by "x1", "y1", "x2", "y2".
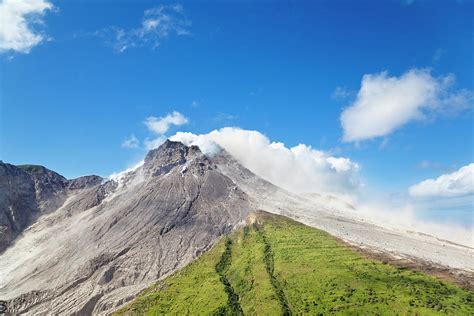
[{"x1": 116, "y1": 211, "x2": 474, "y2": 315}]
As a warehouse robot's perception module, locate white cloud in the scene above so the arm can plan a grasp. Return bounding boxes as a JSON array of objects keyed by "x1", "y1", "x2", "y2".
[
  {"x1": 326, "y1": 157, "x2": 356, "y2": 172},
  {"x1": 113, "y1": 123, "x2": 470, "y2": 246},
  {"x1": 0, "y1": 0, "x2": 53, "y2": 53},
  {"x1": 121, "y1": 135, "x2": 140, "y2": 149},
  {"x1": 144, "y1": 111, "x2": 188, "y2": 135},
  {"x1": 340, "y1": 68, "x2": 473, "y2": 142},
  {"x1": 409, "y1": 163, "x2": 474, "y2": 198},
  {"x1": 121, "y1": 111, "x2": 189, "y2": 150},
  {"x1": 97, "y1": 4, "x2": 191, "y2": 52},
  {"x1": 170, "y1": 127, "x2": 360, "y2": 195},
  {"x1": 140, "y1": 111, "x2": 189, "y2": 150}
]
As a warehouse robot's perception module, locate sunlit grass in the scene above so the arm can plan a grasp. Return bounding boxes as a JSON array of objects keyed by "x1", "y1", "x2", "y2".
[{"x1": 115, "y1": 212, "x2": 474, "y2": 315}]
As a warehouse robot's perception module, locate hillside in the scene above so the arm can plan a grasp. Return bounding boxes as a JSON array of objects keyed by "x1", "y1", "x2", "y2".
[
  {"x1": 116, "y1": 211, "x2": 474, "y2": 315},
  {"x1": 0, "y1": 141, "x2": 251, "y2": 314},
  {"x1": 1, "y1": 141, "x2": 472, "y2": 315}
]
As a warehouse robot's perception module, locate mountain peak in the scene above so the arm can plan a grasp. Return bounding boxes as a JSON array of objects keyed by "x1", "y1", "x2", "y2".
[
  {"x1": 143, "y1": 140, "x2": 205, "y2": 177},
  {"x1": 17, "y1": 164, "x2": 68, "y2": 184},
  {"x1": 67, "y1": 175, "x2": 103, "y2": 190}
]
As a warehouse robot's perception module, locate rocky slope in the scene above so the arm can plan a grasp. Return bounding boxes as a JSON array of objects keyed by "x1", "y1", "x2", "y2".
[
  {"x1": 0, "y1": 162, "x2": 101, "y2": 254},
  {"x1": 0, "y1": 141, "x2": 251, "y2": 314},
  {"x1": 213, "y1": 152, "x2": 474, "y2": 274},
  {"x1": 0, "y1": 140, "x2": 472, "y2": 315}
]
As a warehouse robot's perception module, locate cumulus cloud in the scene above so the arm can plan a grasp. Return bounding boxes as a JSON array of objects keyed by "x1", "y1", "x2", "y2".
[
  {"x1": 120, "y1": 111, "x2": 188, "y2": 150},
  {"x1": 170, "y1": 127, "x2": 360, "y2": 195},
  {"x1": 409, "y1": 163, "x2": 474, "y2": 198},
  {"x1": 0, "y1": 0, "x2": 54, "y2": 53},
  {"x1": 96, "y1": 4, "x2": 191, "y2": 53},
  {"x1": 139, "y1": 111, "x2": 189, "y2": 150},
  {"x1": 121, "y1": 135, "x2": 140, "y2": 149},
  {"x1": 340, "y1": 68, "x2": 473, "y2": 142},
  {"x1": 144, "y1": 111, "x2": 188, "y2": 135}
]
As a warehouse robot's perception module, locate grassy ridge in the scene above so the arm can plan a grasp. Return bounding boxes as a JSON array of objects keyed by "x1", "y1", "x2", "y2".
[
  {"x1": 115, "y1": 212, "x2": 474, "y2": 315},
  {"x1": 258, "y1": 212, "x2": 473, "y2": 315}
]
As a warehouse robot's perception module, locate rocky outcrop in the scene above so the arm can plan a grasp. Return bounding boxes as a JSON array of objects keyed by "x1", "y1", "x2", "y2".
[
  {"x1": 0, "y1": 163, "x2": 38, "y2": 253},
  {"x1": 0, "y1": 162, "x2": 103, "y2": 254},
  {"x1": 143, "y1": 140, "x2": 206, "y2": 177},
  {"x1": 17, "y1": 164, "x2": 69, "y2": 213},
  {"x1": 67, "y1": 175, "x2": 103, "y2": 191}
]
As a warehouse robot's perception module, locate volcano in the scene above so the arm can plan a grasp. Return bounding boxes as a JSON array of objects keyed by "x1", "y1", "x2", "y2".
[{"x1": 0, "y1": 140, "x2": 472, "y2": 314}]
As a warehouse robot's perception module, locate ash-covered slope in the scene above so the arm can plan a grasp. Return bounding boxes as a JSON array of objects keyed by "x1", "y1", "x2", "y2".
[
  {"x1": 0, "y1": 141, "x2": 251, "y2": 315},
  {"x1": 1, "y1": 140, "x2": 472, "y2": 315},
  {"x1": 0, "y1": 162, "x2": 102, "y2": 253},
  {"x1": 213, "y1": 151, "x2": 474, "y2": 274}
]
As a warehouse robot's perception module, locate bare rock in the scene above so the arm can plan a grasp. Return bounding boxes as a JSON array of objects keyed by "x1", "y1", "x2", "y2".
[
  {"x1": 67, "y1": 175, "x2": 103, "y2": 191},
  {"x1": 0, "y1": 163, "x2": 38, "y2": 253},
  {"x1": 0, "y1": 141, "x2": 252, "y2": 315}
]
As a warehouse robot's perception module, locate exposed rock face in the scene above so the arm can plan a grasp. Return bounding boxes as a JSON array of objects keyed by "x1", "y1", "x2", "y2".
[
  {"x1": 67, "y1": 175, "x2": 103, "y2": 191},
  {"x1": 0, "y1": 141, "x2": 251, "y2": 315},
  {"x1": 143, "y1": 140, "x2": 202, "y2": 177},
  {"x1": 0, "y1": 163, "x2": 38, "y2": 253},
  {"x1": 0, "y1": 163, "x2": 103, "y2": 254},
  {"x1": 17, "y1": 165, "x2": 69, "y2": 213}
]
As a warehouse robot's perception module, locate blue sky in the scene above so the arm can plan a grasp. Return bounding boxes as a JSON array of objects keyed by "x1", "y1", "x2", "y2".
[{"x1": 1, "y1": 1, "x2": 473, "y2": 226}]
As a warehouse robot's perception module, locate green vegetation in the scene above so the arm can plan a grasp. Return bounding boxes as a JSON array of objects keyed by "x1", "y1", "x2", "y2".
[
  {"x1": 116, "y1": 241, "x2": 228, "y2": 315},
  {"x1": 115, "y1": 212, "x2": 474, "y2": 315},
  {"x1": 214, "y1": 238, "x2": 243, "y2": 315},
  {"x1": 254, "y1": 224, "x2": 291, "y2": 315}
]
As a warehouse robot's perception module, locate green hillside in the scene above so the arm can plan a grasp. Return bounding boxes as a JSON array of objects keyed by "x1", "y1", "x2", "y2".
[{"x1": 115, "y1": 212, "x2": 474, "y2": 315}]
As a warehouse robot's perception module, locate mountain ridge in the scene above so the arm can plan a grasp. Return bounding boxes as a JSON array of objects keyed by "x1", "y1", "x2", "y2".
[
  {"x1": 0, "y1": 162, "x2": 103, "y2": 254},
  {"x1": 0, "y1": 140, "x2": 252, "y2": 314},
  {"x1": 0, "y1": 140, "x2": 472, "y2": 315}
]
